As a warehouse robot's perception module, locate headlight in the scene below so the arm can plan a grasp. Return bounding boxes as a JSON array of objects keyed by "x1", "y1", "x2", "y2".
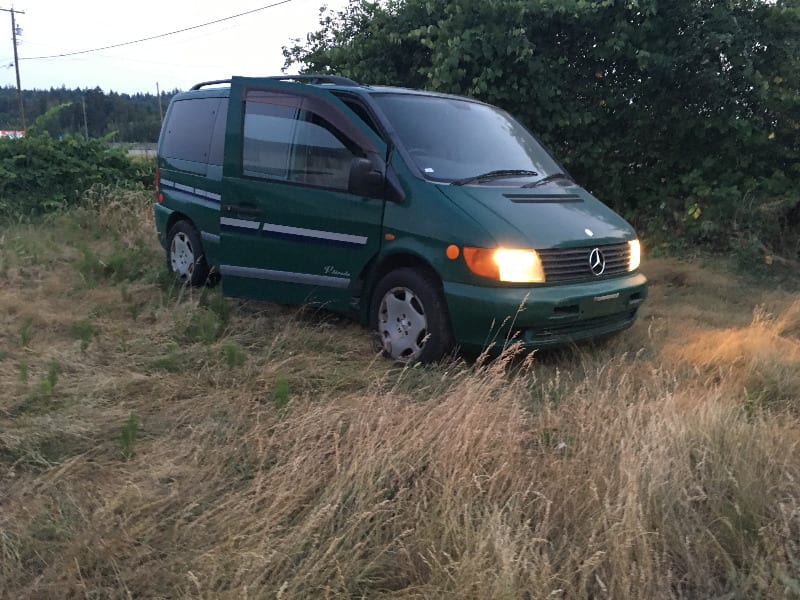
[
  {"x1": 628, "y1": 239, "x2": 641, "y2": 271},
  {"x1": 463, "y1": 247, "x2": 546, "y2": 283}
]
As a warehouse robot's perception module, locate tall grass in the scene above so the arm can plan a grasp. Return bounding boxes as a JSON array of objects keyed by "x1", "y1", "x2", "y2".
[{"x1": 0, "y1": 186, "x2": 799, "y2": 598}]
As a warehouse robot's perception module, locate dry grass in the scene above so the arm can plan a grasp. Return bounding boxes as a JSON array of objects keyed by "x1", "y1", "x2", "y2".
[{"x1": 1, "y1": 189, "x2": 799, "y2": 598}]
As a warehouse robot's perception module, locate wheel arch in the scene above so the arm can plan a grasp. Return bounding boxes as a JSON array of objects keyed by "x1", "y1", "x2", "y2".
[
  {"x1": 165, "y1": 210, "x2": 195, "y2": 236},
  {"x1": 368, "y1": 254, "x2": 455, "y2": 363},
  {"x1": 359, "y1": 250, "x2": 444, "y2": 324}
]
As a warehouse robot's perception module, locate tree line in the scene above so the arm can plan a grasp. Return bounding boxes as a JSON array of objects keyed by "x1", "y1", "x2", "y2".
[
  {"x1": 0, "y1": 86, "x2": 176, "y2": 142},
  {"x1": 285, "y1": 0, "x2": 799, "y2": 261}
]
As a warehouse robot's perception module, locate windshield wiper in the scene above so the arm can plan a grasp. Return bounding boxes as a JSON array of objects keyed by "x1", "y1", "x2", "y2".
[
  {"x1": 450, "y1": 169, "x2": 538, "y2": 186},
  {"x1": 522, "y1": 172, "x2": 574, "y2": 188}
]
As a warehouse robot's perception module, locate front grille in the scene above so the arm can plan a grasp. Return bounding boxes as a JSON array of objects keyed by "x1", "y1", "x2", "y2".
[{"x1": 538, "y1": 242, "x2": 630, "y2": 282}]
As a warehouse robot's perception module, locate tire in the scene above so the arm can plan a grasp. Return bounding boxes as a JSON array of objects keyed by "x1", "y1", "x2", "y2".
[
  {"x1": 371, "y1": 267, "x2": 453, "y2": 363},
  {"x1": 166, "y1": 221, "x2": 209, "y2": 287}
]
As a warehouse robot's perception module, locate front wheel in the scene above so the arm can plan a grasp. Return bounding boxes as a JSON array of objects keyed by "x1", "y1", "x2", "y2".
[
  {"x1": 371, "y1": 267, "x2": 453, "y2": 364},
  {"x1": 166, "y1": 221, "x2": 209, "y2": 286}
]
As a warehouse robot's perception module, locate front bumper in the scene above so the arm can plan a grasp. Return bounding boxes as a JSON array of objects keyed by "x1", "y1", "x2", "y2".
[{"x1": 443, "y1": 272, "x2": 647, "y2": 351}]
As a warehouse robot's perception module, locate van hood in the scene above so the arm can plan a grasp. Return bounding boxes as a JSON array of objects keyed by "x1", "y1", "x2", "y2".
[{"x1": 438, "y1": 183, "x2": 635, "y2": 248}]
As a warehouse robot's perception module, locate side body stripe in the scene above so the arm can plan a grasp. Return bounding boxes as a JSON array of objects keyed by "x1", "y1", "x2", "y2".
[
  {"x1": 220, "y1": 265, "x2": 349, "y2": 289},
  {"x1": 261, "y1": 222, "x2": 368, "y2": 246}
]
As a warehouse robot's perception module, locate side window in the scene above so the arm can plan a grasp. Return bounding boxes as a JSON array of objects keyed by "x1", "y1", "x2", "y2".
[
  {"x1": 161, "y1": 98, "x2": 221, "y2": 163},
  {"x1": 242, "y1": 101, "x2": 357, "y2": 192},
  {"x1": 243, "y1": 102, "x2": 298, "y2": 179},
  {"x1": 289, "y1": 110, "x2": 355, "y2": 191}
]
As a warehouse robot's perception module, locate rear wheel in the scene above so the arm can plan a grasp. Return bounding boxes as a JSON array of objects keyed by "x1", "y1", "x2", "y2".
[
  {"x1": 371, "y1": 267, "x2": 453, "y2": 363},
  {"x1": 166, "y1": 221, "x2": 209, "y2": 286}
]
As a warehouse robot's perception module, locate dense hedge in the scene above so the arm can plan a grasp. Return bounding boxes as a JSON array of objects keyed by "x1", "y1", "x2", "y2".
[
  {"x1": 285, "y1": 0, "x2": 800, "y2": 258},
  {"x1": 0, "y1": 134, "x2": 153, "y2": 220}
]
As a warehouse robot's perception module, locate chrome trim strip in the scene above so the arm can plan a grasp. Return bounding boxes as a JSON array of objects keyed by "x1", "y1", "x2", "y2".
[
  {"x1": 200, "y1": 231, "x2": 220, "y2": 244},
  {"x1": 261, "y1": 222, "x2": 367, "y2": 246},
  {"x1": 220, "y1": 265, "x2": 349, "y2": 289},
  {"x1": 195, "y1": 189, "x2": 222, "y2": 202},
  {"x1": 220, "y1": 217, "x2": 260, "y2": 230},
  {"x1": 160, "y1": 179, "x2": 221, "y2": 204}
]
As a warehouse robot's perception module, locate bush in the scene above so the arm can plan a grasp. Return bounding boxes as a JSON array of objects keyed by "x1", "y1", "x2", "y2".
[
  {"x1": 0, "y1": 134, "x2": 153, "y2": 220},
  {"x1": 286, "y1": 0, "x2": 800, "y2": 258}
]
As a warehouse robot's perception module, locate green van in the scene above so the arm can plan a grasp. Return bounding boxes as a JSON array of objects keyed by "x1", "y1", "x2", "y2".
[{"x1": 154, "y1": 75, "x2": 647, "y2": 362}]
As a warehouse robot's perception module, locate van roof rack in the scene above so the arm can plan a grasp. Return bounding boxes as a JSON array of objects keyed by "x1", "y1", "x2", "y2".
[
  {"x1": 190, "y1": 74, "x2": 359, "y2": 91},
  {"x1": 268, "y1": 74, "x2": 360, "y2": 86},
  {"x1": 190, "y1": 79, "x2": 232, "y2": 90}
]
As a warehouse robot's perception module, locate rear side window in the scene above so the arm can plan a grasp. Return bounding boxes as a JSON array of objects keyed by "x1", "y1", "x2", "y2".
[
  {"x1": 243, "y1": 101, "x2": 356, "y2": 191},
  {"x1": 161, "y1": 98, "x2": 223, "y2": 163}
]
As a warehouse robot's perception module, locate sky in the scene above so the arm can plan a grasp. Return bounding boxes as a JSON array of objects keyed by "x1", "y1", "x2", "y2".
[{"x1": 0, "y1": 0, "x2": 349, "y2": 95}]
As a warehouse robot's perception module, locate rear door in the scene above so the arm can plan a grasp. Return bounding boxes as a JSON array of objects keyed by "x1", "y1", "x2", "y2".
[{"x1": 219, "y1": 77, "x2": 388, "y2": 311}]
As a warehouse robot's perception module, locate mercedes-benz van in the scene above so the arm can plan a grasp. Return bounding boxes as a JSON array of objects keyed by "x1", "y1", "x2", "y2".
[{"x1": 155, "y1": 75, "x2": 647, "y2": 362}]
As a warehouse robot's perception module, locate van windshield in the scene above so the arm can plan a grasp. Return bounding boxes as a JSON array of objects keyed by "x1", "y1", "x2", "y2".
[{"x1": 372, "y1": 93, "x2": 562, "y2": 184}]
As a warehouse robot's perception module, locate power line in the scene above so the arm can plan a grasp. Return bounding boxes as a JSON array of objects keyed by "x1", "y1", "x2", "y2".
[{"x1": 20, "y1": 0, "x2": 293, "y2": 61}]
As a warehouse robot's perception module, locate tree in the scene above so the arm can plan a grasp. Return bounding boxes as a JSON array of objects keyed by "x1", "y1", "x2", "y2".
[
  {"x1": 286, "y1": 0, "x2": 800, "y2": 257},
  {"x1": 0, "y1": 86, "x2": 174, "y2": 143}
]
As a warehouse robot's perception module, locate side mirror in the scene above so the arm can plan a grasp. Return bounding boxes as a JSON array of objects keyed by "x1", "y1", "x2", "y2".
[{"x1": 348, "y1": 155, "x2": 385, "y2": 199}]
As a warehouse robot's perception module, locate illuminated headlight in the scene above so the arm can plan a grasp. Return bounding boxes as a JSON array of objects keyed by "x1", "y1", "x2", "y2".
[
  {"x1": 463, "y1": 247, "x2": 546, "y2": 283},
  {"x1": 628, "y1": 239, "x2": 641, "y2": 271}
]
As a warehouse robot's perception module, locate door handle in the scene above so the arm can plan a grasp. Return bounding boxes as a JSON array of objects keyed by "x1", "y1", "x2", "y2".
[{"x1": 222, "y1": 204, "x2": 261, "y2": 217}]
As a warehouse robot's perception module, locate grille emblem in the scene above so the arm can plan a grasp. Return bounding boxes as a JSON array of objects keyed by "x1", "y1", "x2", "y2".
[{"x1": 589, "y1": 248, "x2": 606, "y2": 276}]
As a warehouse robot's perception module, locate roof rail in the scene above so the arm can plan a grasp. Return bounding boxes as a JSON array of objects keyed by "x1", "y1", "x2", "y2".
[
  {"x1": 190, "y1": 79, "x2": 232, "y2": 91},
  {"x1": 267, "y1": 74, "x2": 360, "y2": 86},
  {"x1": 189, "y1": 74, "x2": 360, "y2": 91}
]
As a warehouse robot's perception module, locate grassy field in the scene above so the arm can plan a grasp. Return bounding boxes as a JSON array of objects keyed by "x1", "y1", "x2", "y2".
[{"x1": 1, "y1": 188, "x2": 799, "y2": 598}]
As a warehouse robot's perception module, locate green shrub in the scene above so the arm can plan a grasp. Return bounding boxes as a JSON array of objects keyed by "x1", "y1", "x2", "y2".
[
  {"x1": 222, "y1": 342, "x2": 247, "y2": 368},
  {"x1": 19, "y1": 317, "x2": 32, "y2": 347},
  {"x1": 70, "y1": 319, "x2": 97, "y2": 352},
  {"x1": 273, "y1": 377, "x2": 290, "y2": 412},
  {"x1": 0, "y1": 134, "x2": 152, "y2": 221},
  {"x1": 120, "y1": 413, "x2": 140, "y2": 460}
]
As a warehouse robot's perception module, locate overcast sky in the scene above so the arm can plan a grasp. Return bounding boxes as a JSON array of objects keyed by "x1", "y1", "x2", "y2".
[{"x1": 0, "y1": 0, "x2": 348, "y2": 95}]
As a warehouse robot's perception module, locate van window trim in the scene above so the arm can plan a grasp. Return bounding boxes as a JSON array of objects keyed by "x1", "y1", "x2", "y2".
[{"x1": 329, "y1": 91, "x2": 390, "y2": 144}]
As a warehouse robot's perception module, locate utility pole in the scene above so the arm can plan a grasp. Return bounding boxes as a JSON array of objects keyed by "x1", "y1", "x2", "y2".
[
  {"x1": 81, "y1": 96, "x2": 88, "y2": 139},
  {"x1": 156, "y1": 82, "x2": 163, "y2": 124},
  {"x1": 0, "y1": 6, "x2": 25, "y2": 131}
]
